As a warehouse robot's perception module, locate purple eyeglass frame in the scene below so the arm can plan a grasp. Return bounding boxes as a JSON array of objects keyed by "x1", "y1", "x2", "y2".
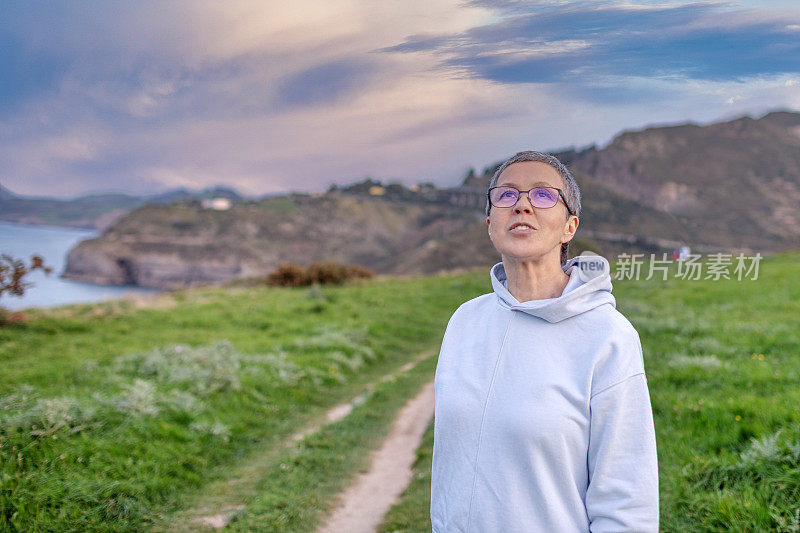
[{"x1": 488, "y1": 185, "x2": 575, "y2": 216}]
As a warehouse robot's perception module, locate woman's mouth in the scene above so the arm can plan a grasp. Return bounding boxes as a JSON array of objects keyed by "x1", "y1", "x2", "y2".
[{"x1": 508, "y1": 222, "x2": 536, "y2": 234}]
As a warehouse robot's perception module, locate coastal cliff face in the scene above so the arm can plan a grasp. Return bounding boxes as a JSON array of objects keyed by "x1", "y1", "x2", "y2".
[
  {"x1": 61, "y1": 111, "x2": 800, "y2": 289},
  {"x1": 569, "y1": 112, "x2": 800, "y2": 250},
  {"x1": 62, "y1": 239, "x2": 247, "y2": 288},
  {"x1": 62, "y1": 194, "x2": 505, "y2": 289}
]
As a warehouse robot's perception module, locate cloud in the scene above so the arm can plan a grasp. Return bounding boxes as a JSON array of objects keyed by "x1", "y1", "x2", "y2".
[
  {"x1": 0, "y1": 32, "x2": 67, "y2": 114},
  {"x1": 273, "y1": 57, "x2": 379, "y2": 110},
  {"x1": 1, "y1": 0, "x2": 800, "y2": 199},
  {"x1": 0, "y1": 0, "x2": 512, "y2": 197},
  {"x1": 380, "y1": 1, "x2": 800, "y2": 100}
]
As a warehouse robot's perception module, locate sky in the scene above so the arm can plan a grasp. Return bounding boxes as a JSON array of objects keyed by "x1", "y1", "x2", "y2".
[{"x1": 2, "y1": 0, "x2": 800, "y2": 199}]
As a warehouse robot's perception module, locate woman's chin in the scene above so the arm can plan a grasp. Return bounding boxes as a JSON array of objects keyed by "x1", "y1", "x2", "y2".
[
  {"x1": 497, "y1": 242, "x2": 563, "y2": 263},
  {"x1": 496, "y1": 238, "x2": 538, "y2": 252}
]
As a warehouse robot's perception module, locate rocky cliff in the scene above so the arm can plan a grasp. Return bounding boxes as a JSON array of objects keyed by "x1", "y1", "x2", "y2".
[
  {"x1": 569, "y1": 111, "x2": 800, "y2": 250},
  {"x1": 62, "y1": 195, "x2": 507, "y2": 288},
  {"x1": 468, "y1": 110, "x2": 800, "y2": 252},
  {"x1": 62, "y1": 110, "x2": 800, "y2": 289}
]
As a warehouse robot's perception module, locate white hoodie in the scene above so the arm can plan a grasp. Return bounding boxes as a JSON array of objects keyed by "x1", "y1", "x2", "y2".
[{"x1": 430, "y1": 254, "x2": 658, "y2": 532}]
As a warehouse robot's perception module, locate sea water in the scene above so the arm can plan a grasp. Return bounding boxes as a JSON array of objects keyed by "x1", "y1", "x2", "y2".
[{"x1": 0, "y1": 221, "x2": 158, "y2": 310}]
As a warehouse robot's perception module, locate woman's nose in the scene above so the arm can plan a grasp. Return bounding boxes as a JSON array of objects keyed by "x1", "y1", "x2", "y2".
[{"x1": 514, "y1": 192, "x2": 532, "y2": 213}]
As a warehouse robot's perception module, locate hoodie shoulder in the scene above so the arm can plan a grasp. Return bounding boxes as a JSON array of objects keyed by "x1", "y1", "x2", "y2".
[
  {"x1": 441, "y1": 292, "x2": 497, "y2": 333},
  {"x1": 585, "y1": 305, "x2": 647, "y2": 397},
  {"x1": 589, "y1": 303, "x2": 640, "y2": 337},
  {"x1": 452, "y1": 292, "x2": 496, "y2": 319},
  {"x1": 437, "y1": 292, "x2": 497, "y2": 366}
]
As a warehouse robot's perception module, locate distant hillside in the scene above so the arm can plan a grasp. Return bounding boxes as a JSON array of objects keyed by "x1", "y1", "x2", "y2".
[
  {"x1": 463, "y1": 110, "x2": 800, "y2": 253},
  {"x1": 62, "y1": 194, "x2": 506, "y2": 288},
  {"x1": 0, "y1": 186, "x2": 242, "y2": 230},
  {"x1": 569, "y1": 110, "x2": 800, "y2": 251},
  {"x1": 61, "y1": 109, "x2": 800, "y2": 288},
  {"x1": 0, "y1": 184, "x2": 15, "y2": 200}
]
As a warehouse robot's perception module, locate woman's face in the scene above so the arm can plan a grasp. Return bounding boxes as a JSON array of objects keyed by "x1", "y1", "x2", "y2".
[{"x1": 486, "y1": 161, "x2": 579, "y2": 264}]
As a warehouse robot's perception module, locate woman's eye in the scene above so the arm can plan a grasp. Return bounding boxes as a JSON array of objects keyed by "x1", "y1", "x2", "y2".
[{"x1": 500, "y1": 191, "x2": 516, "y2": 200}]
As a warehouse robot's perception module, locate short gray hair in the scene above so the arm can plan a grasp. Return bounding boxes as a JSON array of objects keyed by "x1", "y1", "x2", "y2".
[{"x1": 486, "y1": 151, "x2": 582, "y2": 266}]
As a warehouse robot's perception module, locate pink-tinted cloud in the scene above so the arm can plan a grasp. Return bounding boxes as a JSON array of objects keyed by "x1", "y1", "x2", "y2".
[{"x1": 1, "y1": 1, "x2": 799, "y2": 198}]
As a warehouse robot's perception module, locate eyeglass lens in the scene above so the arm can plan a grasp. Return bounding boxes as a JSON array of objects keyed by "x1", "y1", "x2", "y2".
[{"x1": 490, "y1": 186, "x2": 559, "y2": 209}]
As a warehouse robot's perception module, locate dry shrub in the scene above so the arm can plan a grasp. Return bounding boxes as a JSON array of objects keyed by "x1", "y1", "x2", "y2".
[
  {"x1": 0, "y1": 308, "x2": 28, "y2": 326},
  {"x1": 306, "y1": 262, "x2": 375, "y2": 285},
  {"x1": 267, "y1": 263, "x2": 309, "y2": 287},
  {"x1": 306, "y1": 262, "x2": 349, "y2": 285},
  {"x1": 344, "y1": 264, "x2": 374, "y2": 280},
  {"x1": 266, "y1": 262, "x2": 374, "y2": 287}
]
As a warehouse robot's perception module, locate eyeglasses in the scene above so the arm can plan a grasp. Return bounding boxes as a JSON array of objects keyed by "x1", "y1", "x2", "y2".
[{"x1": 487, "y1": 185, "x2": 574, "y2": 216}]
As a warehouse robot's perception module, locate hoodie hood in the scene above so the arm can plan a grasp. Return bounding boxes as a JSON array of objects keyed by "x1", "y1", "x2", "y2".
[{"x1": 490, "y1": 253, "x2": 616, "y2": 323}]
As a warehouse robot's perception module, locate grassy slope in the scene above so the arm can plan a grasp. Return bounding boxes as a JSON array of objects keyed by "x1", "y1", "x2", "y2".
[
  {"x1": 3, "y1": 252, "x2": 796, "y2": 531},
  {"x1": 0, "y1": 272, "x2": 489, "y2": 531},
  {"x1": 227, "y1": 355, "x2": 439, "y2": 532},
  {"x1": 382, "y1": 252, "x2": 800, "y2": 532}
]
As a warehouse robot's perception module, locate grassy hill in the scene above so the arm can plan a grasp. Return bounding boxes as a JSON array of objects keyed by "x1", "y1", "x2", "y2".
[
  {"x1": 0, "y1": 270, "x2": 487, "y2": 530},
  {"x1": 0, "y1": 185, "x2": 242, "y2": 230},
  {"x1": 2, "y1": 251, "x2": 799, "y2": 531}
]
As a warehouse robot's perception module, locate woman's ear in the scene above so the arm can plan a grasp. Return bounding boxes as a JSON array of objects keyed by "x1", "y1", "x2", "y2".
[
  {"x1": 561, "y1": 216, "x2": 579, "y2": 243},
  {"x1": 486, "y1": 217, "x2": 491, "y2": 235}
]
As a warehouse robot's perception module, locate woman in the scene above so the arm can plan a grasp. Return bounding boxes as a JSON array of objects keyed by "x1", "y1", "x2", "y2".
[{"x1": 430, "y1": 151, "x2": 659, "y2": 532}]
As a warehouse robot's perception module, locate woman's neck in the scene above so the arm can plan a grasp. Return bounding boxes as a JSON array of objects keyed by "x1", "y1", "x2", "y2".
[{"x1": 502, "y1": 256, "x2": 570, "y2": 303}]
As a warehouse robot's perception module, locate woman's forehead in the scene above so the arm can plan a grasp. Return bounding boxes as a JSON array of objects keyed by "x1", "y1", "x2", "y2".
[{"x1": 497, "y1": 161, "x2": 562, "y2": 188}]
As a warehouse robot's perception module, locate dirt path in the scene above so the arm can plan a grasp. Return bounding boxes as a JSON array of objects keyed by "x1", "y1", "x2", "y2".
[
  {"x1": 317, "y1": 379, "x2": 435, "y2": 533},
  {"x1": 159, "y1": 352, "x2": 433, "y2": 531}
]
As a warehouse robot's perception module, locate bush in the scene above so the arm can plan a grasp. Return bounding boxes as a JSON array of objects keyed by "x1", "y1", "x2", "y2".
[
  {"x1": 344, "y1": 264, "x2": 375, "y2": 280},
  {"x1": 265, "y1": 262, "x2": 374, "y2": 287},
  {"x1": 266, "y1": 264, "x2": 309, "y2": 287},
  {"x1": 0, "y1": 308, "x2": 27, "y2": 326},
  {"x1": 306, "y1": 262, "x2": 375, "y2": 285},
  {"x1": 306, "y1": 262, "x2": 349, "y2": 285}
]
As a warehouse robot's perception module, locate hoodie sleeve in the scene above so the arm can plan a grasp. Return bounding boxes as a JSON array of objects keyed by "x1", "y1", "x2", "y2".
[{"x1": 585, "y1": 372, "x2": 659, "y2": 532}]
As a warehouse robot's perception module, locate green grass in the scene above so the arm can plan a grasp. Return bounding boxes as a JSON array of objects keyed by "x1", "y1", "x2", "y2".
[
  {"x1": 226, "y1": 355, "x2": 437, "y2": 532},
  {"x1": 0, "y1": 272, "x2": 488, "y2": 531},
  {"x1": 3, "y1": 252, "x2": 797, "y2": 531},
  {"x1": 381, "y1": 251, "x2": 800, "y2": 532}
]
